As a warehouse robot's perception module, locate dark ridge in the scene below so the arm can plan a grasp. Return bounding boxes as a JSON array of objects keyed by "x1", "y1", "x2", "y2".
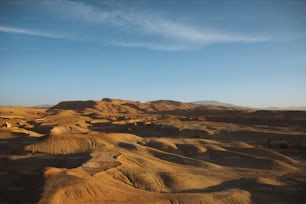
[
  {"x1": 51, "y1": 100, "x2": 97, "y2": 111},
  {"x1": 101, "y1": 98, "x2": 113, "y2": 102},
  {"x1": 150, "y1": 100, "x2": 183, "y2": 105}
]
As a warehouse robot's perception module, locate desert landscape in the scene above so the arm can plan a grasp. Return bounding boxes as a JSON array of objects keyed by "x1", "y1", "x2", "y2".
[
  {"x1": 0, "y1": 98, "x2": 306, "y2": 204},
  {"x1": 1, "y1": 0, "x2": 306, "y2": 203}
]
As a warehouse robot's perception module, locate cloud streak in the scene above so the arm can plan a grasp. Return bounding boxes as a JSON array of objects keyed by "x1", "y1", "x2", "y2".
[
  {"x1": 0, "y1": 25, "x2": 64, "y2": 39},
  {"x1": 110, "y1": 41, "x2": 192, "y2": 51},
  {"x1": 45, "y1": 0, "x2": 270, "y2": 50}
]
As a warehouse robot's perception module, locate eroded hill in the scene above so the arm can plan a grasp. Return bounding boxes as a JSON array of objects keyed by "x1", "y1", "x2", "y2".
[{"x1": 1, "y1": 99, "x2": 306, "y2": 203}]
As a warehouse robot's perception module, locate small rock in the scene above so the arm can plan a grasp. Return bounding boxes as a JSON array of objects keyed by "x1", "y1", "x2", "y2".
[{"x1": 3, "y1": 121, "x2": 12, "y2": 128}]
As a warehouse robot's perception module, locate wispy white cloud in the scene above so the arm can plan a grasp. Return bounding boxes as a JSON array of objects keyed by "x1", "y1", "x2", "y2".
[
  {"x1": 44, "y1": 0, "x2": 270, "y2": 50},
  {"x1": 44, "y1": 0, "x2": 124, "y2": 24},
  {"x1": 110, "y1": 41, "x2": 192, "y2": 51},
  {"x1": 141, "y1": 20, "x2": 269, "y2": 43},
  {"x1": 0, "y1": 25, "x2": 63, "y2": 39}
]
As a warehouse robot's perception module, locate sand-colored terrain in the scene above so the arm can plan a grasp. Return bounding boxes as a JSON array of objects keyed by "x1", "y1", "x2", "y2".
[{"x1": 1, "y1": 99, "x2": 306, "y2": 203}]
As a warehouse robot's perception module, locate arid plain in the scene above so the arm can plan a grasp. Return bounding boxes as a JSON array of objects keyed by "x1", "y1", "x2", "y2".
[{"x1": 1, "y1": 98, "x2": 306, "y2": 204}]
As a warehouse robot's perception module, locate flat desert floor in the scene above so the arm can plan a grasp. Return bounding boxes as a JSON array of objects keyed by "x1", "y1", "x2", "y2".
[{"x1": 1, "y1": 99, "x2": 306, "y2": 204}]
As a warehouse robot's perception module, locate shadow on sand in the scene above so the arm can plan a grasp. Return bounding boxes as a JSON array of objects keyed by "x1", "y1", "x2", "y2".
[
  {"x1": 179, "y1": 177, "x2": 306, "y2": 203},
  {"x1": 0, "y1": 135, "x2": 91, "y2": 203},
  {"x1": 90, "y1": 122, "x2": 210, "y2": 138}
]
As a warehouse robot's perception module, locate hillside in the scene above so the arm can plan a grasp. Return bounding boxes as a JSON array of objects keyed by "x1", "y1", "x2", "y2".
[{"x1": 1, "y1": 99, "x2": 306, "y2": 203}]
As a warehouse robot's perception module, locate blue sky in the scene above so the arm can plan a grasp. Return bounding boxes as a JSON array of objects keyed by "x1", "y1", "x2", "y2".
[{"x1": 0, "y1": 0, "x2": 306, "y2": 107}]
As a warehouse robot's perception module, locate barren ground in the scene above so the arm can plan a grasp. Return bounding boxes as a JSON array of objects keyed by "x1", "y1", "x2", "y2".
[{"x1": 1, "y1": 99, "x2": 306, "y2": 204}]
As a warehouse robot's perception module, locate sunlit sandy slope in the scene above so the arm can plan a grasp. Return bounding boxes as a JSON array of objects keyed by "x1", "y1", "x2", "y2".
[{"x1": 1, "y1": 99, "x2": 306, "y2": 203}]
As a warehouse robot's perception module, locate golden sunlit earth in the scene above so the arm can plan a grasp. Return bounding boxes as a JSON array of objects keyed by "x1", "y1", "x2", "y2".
[{"x1": 1, "y1": 99, "x2": 306, "y2": 204}]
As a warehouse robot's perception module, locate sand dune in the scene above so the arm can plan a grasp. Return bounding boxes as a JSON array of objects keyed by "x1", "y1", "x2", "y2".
[{"x1": 1, "y1": 99, "x2": 306, "y2": 203}]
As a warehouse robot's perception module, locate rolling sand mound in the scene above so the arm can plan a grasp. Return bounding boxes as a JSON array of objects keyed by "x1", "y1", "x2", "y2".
[
  {"x1": 228, "y1": 141, "x2": 254, "y2": 148},
  {"x1": 176, "y1": 143, "x2": 207, "y2": 155},
  {"x1": 204, "y1": 144, "x2": 227, "y2": 151},
  {"x1": 256, "y1": 177, "x2": 286, "y2": 186},
  {"x1": 145, "y1": 139, "x2": 178, "y2": 153},
  {"x1": 226, "y1": 146, "x2": 300, "y2": 165},
  {"x1": 25, "y1": 133, "x2": 101, "y2": 154},
  {"x1": 1, "y1": 99, "x2": 306, "y2": 203},
  {"x1": 50, "y1": 125, "x2": 88, "y2": 135},
  {"x1": 204, "y1": 149, "x2": 297, "y2": 171}
]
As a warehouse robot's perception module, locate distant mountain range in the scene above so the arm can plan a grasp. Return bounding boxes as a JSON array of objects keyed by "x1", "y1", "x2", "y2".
[
  {"x1": 32, "y1": 104, "x2": 53, "y2": 108},
  {"x1": 259, "y1": 106, "x2": 306, "y2": 111},
  {"x1": 192, "y1": 100, "x2": 247, "y2": 108},
  {"x1": 2, "y1": 100, "x2": 304, "y2": 111},
  {"x1": 193, "y1": 100, "x2": 306, "y2": 110}
]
